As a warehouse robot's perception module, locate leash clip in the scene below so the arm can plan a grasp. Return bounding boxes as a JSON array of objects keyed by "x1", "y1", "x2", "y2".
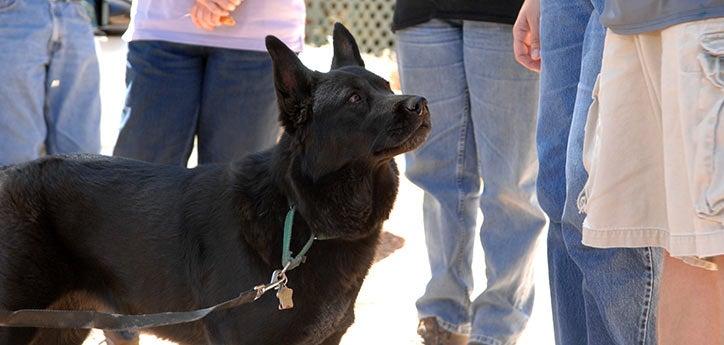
[{"x1": 253, "y1": 264, "x2": 292, "y2": 300}]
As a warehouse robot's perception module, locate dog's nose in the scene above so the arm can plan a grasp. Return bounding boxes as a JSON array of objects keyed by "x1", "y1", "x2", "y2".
[{"x1": 403, "y1": 96, "x2": 427, "y2": 116}]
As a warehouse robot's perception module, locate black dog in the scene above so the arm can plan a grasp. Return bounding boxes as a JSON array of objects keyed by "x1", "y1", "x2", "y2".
[{"x1": 0, "y1": 23, "x2": 429, "y2": 345}]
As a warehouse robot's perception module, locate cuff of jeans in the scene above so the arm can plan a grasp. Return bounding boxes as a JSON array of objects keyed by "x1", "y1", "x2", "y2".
[{"x1": 469, "y1": 334, "x2": 506, "y2": 345}]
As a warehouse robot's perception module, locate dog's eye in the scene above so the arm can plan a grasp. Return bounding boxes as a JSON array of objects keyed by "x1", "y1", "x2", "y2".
[{"x1": 348, "y1": 93, "x2": 362, "y2": 104}]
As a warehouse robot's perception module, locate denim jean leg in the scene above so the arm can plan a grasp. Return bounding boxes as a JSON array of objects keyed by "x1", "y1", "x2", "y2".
[
  {"x1": 45, "y1": 0, "x2": 100, "y2": 156},
  {"x1": 197, "y1": 48, "x2": 279, "y2": 164},
  {"x1": 462, "y1": 21, "x2": 545, "y2": 345},
  {"x1": 561, "y1": 1, "x2": 604, "y2": 242},
  {"x1": 113, "y1": 41, "x2": 204, "y2": 166},
  {"x1": 397, "y1": 20, "x2": 479, "y2": 334},
  {"x1": 0, "y1": 0, "x2": 51, "y2": 165},
  {"x1": 546, "y1": 221, "x2": 586, "y2": 344},
  {"x1": 537, "y1": 0, "x2": 594, "y2": 343},
  {"x1": 561, "y1": 229, "x2": 662, "y2": 345},
  {"x1": 537, "y1": 0, "x2": 593, "y2": 221},
  {"x1": 560, "y1": 8, "x2": 663, "y2": 345}
]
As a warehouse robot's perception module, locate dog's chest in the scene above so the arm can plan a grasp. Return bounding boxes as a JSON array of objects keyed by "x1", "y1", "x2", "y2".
[
  {"x1": 191, "y1": 282, "x2": 358, "y2": 345},
  {"x1": 291, "y1": 289, "x2": 357, "y2": 345}
]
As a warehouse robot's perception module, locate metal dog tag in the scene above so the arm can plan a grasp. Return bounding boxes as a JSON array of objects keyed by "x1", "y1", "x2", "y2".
[{"x1": 276, "y1": 285, "x2": 294, "y2": 310}]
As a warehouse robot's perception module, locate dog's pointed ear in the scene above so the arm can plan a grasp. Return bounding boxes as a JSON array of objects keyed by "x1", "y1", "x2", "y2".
[
  {"x1": 331, "y1": 23, "x2": 365, "y2": 69},
  {"x1": 266, "y1": 35, "x2": 313, "y2": 133}
]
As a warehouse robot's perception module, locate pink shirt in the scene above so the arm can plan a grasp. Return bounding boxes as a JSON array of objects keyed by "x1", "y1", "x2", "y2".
[{"x1": 123, "y1": 0, "x2": 305, "y2": 52}]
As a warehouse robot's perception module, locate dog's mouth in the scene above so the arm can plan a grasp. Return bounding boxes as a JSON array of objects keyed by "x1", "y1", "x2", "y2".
[{"x1": 374, "y1": 110, "x2": 431, "y2": 156}]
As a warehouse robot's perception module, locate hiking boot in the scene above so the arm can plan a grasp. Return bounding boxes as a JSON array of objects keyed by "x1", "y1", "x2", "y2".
[{"x1": 417, "y1": 317, "x2": 468, "y2": 345}]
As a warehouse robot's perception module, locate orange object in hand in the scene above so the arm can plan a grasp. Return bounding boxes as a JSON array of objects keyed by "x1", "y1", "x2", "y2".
[{"x1": 220, "y1": 16, "x2": 236, "y2": 25}]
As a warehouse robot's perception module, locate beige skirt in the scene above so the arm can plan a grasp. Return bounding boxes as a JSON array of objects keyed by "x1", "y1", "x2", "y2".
[{"x1": 579, "y1": 18, "x2": 724, "y2": 266}]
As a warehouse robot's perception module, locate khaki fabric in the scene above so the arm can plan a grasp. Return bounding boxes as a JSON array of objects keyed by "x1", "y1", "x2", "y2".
[{"x1": 579, "y1": 18, "x2": 724, "y2": 259}]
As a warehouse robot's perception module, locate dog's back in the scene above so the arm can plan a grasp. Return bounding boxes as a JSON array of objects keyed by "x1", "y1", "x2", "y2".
[{"x1": 1, "y1": 154, "x2": 197, "y2": 242}]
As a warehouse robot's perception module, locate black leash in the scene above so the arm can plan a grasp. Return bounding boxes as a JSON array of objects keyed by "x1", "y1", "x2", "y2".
[{"x1": 0, "y1": 286, "x2": 262, "y2": 331}]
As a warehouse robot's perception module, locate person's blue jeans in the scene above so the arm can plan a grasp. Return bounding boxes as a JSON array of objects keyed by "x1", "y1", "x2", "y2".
[
  {"x1": 537, "y1": 1, "x2": 663, "y2": 344},
  {"x1": 0, "y1": 0, "x2": 101, "y2": 166},
  {"x1": 113, "y1": 40, "x2": 279, "y2": 165},
  {"x1": 397, "y1": 20, "x2": 546, "y2": 345}
]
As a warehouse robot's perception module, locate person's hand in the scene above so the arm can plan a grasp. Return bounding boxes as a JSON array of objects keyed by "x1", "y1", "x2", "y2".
[
  {"x1": 513, "y1": 0, "x2": 541, "y2": 72},
  {"x1": 190, "y1": 0, "x2": 240, "y2": 31}
]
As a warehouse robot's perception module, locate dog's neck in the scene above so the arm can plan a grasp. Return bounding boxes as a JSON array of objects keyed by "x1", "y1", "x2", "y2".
[
  {"x1": 285, "y1": 157, "x2": 395, "y2": 240},
  {"x1": 232, "y1": 135, "x2": 399, "y2": 269}
]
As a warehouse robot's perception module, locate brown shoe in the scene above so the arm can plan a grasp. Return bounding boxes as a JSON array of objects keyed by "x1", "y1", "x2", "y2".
[
  {"x1": 103, "y1": 330, "x2": 140, "y2": 345},
  {"x1": 417, "y1": 317, "x2": 469, "y2": 345}
]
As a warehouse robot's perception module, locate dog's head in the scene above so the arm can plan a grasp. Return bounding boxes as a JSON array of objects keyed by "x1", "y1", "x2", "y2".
[{"x1": 265, "y1": 23, "x2": 430, "y2": 182}]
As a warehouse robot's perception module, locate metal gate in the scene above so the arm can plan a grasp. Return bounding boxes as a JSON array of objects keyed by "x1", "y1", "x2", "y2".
[{"x1": 306, "y1": 0, "x2": 396, "y2": 56}]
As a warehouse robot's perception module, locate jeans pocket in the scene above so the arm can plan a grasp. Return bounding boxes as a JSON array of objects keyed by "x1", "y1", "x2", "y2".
[
  {"x1": 577, "y1": 73, "x2": 602, "y2": 214},
  {"x1": 693, "y1": 30, "x2": 724, "y2": 223}
]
